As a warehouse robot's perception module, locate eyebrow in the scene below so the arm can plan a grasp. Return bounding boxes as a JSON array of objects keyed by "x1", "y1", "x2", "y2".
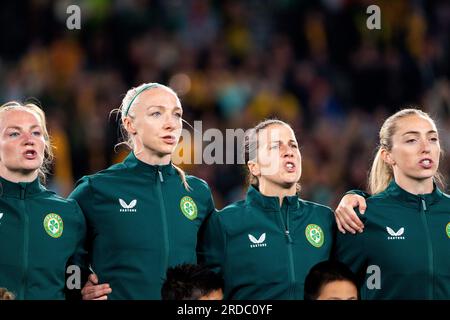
[
  {"x1": 146, "y1": 105, "x2": 182, "y2": 112},
  {"x1": 402, "y1": 130, "x2": 437, "y2": 136},
  {"x1": 6, "y1": 125, "x2": 41, "y2": 130},
  {"x1": 270, "y1": 140, "x2": 298, "y2": 144}
]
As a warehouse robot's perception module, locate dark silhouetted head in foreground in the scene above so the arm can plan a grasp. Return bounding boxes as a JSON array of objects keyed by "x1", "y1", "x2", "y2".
[
  {"x1": 304, "y1": 260, "x2": 359, "y2": 300},
  {"x1": 161, "y1": 263, "x2": 224, "y2": 300}
]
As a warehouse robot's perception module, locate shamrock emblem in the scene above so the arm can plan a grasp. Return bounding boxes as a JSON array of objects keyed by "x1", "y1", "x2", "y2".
[
  {"x1": 310, "y1": 229, "x2": 321, "y2": 242},
  {"x1": 184, "y1": 202, "x2": 194, "y2": 215},
  {"x1": 43, "y1": 213, "x2": 63, "y2": 238},
  {"x1": 305, "y1": 224, "x2": 324, "y2": 248},
  {"x1": 180, "y1": 196, "x2": 198, "y2": 220},
  {"x1": 49, "y1": 219, "x2": 59, "y2": 233}
]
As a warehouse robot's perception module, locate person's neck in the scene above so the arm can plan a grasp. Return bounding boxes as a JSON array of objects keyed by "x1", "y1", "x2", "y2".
[
  {"x1": 393, "y1": 174, "x2": 434, "y2": 195},
  {"x1": 134, "y1": 149, "x2": 171, "y2": 166},
  {"x1": 258, "y1": 180, "x2": 297, "y2": 206},
  {"x1": 0, "y1": 167, "x2": 38, "y2": 183}
]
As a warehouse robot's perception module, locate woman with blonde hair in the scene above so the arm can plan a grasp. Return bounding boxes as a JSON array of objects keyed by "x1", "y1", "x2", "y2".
[
  {"x1": 0, "y1": 101, "x2": 86, "y2": 300},
  {"x1": 69, "y1": 83, "x2": 215, "y2": 300},
  {"x1": 334, "y1": 108, "x2": 450, "y2": 299}
]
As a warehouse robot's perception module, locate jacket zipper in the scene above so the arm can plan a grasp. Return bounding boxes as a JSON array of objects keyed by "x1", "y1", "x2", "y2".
[
  {"x1": 156, "y1": 169, "x2": 169, "y2": 279},
  {"x1": 419, "y1": 197, "x2": 434, "y2": 299},
  {"x1": 20, "y1": 186, "x2": 29, "y2": 300},
  {"x1": 278, "y1": 205, "x2": 295, "y2": 298}
]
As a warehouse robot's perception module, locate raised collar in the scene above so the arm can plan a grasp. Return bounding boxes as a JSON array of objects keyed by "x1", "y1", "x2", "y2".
[
  {"x1": 123, "y1": 152, "x2": 176, "y2": 177},
  {"x1": 245, "y1": 185, "x2": 300, "y2": 211},
  {"x1": 385, "y1": 180, "x2": 443, "y2": 208},
  {"x1": 0, "y1": 176, "x2": 46, "y2": 199}
]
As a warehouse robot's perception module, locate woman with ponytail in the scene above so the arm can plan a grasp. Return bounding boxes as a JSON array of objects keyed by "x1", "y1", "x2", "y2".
[
  {"x1": 199, "y1": 119, "x2": 336, "y2": 299},
  {"x1": 69, "y1": 83, "x2": 215, "y2": 299},
  {"x1": 334, "y1": 108, "x2": 450, "y2": 299}
]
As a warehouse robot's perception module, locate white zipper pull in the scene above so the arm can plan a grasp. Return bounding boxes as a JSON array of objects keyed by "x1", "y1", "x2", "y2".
[
  {"x1": 285, "y1": 230, "x2": 293, "y2": 243},
  {"x1": 158, "y1": 170, "x2": 164, "y2": 182}
]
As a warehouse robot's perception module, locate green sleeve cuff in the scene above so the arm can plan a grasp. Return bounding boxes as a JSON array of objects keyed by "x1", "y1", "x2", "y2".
[{"x1": 345, "y1": 189, "x2": 370, "y2": 199}]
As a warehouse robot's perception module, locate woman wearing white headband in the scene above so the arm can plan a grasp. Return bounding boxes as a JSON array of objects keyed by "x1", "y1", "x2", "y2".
[{"x1": 69, "y1": 83, "x2": 215, "y2": 299}]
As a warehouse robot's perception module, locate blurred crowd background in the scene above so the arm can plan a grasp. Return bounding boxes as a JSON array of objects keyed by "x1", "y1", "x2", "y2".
[{"x1": 0, "y1": 0, "x2": 449, "y2": 208}]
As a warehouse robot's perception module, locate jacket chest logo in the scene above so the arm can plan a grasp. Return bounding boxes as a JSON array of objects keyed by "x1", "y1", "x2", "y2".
[
  {"x1": 43, "y1": 213, "x2": 63, "y2": 238},
  {"x1": 305, "y1": 224, "x2": 324, "y2": 248},
  {"x1": 180, "y1": 196, "x2": 198, "y2": 220},
  {"x1": 119, "y1": 199, "x2": 137, "y2": 213},
  {"x1": 386, "y1": 226, "x2": 405, "y2": 240},
  {"x1": 0, "y1": 212, "x2": 3, "y2": 225},
  {"x1": 249, "y1": 233, "x2": 267, "y2": 248},
  {"x1": 446, "y1": 222, "x2": 450, "y2": 238}
]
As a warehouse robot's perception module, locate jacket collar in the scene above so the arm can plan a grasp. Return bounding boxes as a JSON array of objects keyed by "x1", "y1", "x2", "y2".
[
  {"x1": 123, "y1": 152, "x2": 176, "y2": 177},
  {"x1": 245, "y1": 185, "x2": 300, "y2": 211},
  {"x1": 0, "y1": 176, "x2": 46, "y2": 198},
  {"x1": 385, "y1": 180, "x2": 443, "y2": 208}
]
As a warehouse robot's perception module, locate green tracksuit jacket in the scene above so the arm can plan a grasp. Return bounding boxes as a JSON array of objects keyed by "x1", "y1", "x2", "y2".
[
  {"x1": 334, "y1": 181, "x2": 450, "y2": 299},
  {"x1": 68, "y1": 152, "x2": 215, "y2": 299},
  {"x1": 0, "y1": 177, "x2": 86, "y2": 300},
  {"x1": 199, "y1": 185, "x2": 335, "y2": 299}
]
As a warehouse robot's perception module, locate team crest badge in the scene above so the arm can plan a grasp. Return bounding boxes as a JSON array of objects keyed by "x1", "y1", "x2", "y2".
[
  {"x1": 446, "y1": 222, "x2": 450, "y2": 238},
  {"x1": 43, "y1": 213, "x2": 63, "y2": 238},
  {"x1": 180, "y1": 196, "x2": 198, "y2": 220},
  {"x1": 305, "y1": 224, "x2": 324, "y2": 248}
]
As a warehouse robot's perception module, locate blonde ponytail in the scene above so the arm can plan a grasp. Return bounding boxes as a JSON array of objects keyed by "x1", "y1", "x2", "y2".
[
  {"x1": 172, "y1": 164, "x2": 192, "y2": 191},
  {"x1": 368, "y1": 148, "x2": 393, "y2": 194}
]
